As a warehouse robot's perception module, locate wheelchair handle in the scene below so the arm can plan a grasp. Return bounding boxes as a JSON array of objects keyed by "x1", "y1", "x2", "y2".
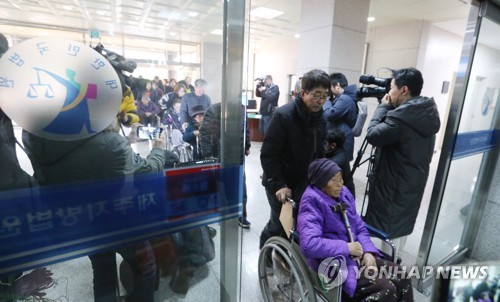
[{"x1": 285, "y1": 196, "x2": 296, "y2": 207}]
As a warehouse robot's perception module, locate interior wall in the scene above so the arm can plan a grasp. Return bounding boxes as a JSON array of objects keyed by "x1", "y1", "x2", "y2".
[
  {"x1": 364, "y1": 20, "x2": 426, "y2": 77},
  {"x1": 417, "y1": 24, "x2": 465, "y2": 151}
]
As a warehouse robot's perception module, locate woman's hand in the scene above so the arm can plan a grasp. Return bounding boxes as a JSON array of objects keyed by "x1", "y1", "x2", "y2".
[
  {"x1": 347, "y1": 242, "x2": 363, "y2": 258},
  {"x1": 361, "y1": 253, "x2": 378, "y2": 271}
]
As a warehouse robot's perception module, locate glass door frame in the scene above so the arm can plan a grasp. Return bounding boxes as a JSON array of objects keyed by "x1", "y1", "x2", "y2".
[
  {"x1": 220, "y1": 0, "x2": 246, "y2": 301},
  {"x1": 415, "y1": 0, "x2": 500, "y2": 292}
]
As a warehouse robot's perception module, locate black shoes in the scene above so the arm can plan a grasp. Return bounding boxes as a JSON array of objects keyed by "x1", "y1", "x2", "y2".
[{"x1": 238, "y1": 218, "x2": 251, "y2": 228}]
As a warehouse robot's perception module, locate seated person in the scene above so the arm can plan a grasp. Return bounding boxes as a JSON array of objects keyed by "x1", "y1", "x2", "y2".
[
  {"x1": 298, "y1": 158, "x2": 413, "y2": 301},
  {"x1": 137, "y1": 94, "x2": 160, "y2": 127},
  {"x1": 182, "y1": 105, "x2": 205, "y2": 160},
  {"x1": 325, "y1": 128, "x2": 355, "y2": 198},
  {"x1": 162, "y1": 97, "x2": 183, "y2": 131}
]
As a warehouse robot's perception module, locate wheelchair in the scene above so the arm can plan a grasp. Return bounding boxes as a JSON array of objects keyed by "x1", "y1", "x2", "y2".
[{"x1": 257, "y1": 200, "x2": 399, "y2": 302}]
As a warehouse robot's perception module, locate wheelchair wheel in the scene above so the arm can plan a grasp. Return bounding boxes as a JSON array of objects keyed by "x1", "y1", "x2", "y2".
[{"x1": 258, "y1": 236, "x2": 317, "y2": 302}]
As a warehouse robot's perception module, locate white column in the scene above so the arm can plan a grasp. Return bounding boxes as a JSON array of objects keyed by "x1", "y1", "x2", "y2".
[{"x1": 296, "y1": 0, "x2": 369, "y2": 84}]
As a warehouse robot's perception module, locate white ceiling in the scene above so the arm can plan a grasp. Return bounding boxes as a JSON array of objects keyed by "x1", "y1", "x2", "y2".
[{"x1": 0, "y1": 0, "x2": 477, "y2": 48}]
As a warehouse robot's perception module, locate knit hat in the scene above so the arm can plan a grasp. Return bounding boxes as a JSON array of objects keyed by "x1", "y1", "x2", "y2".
[
  {"x1": 308, "y1": 158, "x2": 342, "y2": 189},
  {"x1": 191, "y1": 105, "x2": 205, "y2": 118}
]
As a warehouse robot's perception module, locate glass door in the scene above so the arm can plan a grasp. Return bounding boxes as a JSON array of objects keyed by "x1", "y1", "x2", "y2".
[
  {"x1": 0, "y1": 1, "x2": 247, "y2": 301},
  {"x1": 416, "y1": 0, "x2": 500, "y2": 291}
]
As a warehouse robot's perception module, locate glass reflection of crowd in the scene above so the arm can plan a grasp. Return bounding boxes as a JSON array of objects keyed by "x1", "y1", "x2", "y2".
[{"x1": 0, "y1": 29, "x2": 223, "y2": 299}]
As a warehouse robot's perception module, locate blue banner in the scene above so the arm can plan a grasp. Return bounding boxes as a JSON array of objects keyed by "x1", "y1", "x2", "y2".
[
  {"x1": 0, "y1": 164, "x2": 242, "y2": 275},
  {"x1": 452, "y1": 129, "x2": 499, "y2": 160}
]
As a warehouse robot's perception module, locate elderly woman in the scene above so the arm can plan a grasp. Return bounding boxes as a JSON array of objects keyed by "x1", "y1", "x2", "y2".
[{"x1": 298, "y1": 158, "x2": 413, "y2": 301}]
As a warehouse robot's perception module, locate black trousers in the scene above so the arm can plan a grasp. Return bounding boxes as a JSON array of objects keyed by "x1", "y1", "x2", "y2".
[
  {"x1": 88, "y1": 241, "x2": 156, "y2": 302},
  {"x1": 259, "y1": 186, "x2": 287, "y2": 249}
]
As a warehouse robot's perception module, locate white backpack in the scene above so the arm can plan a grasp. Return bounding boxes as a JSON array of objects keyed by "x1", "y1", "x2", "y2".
[{"x1": 352, "y1": 100, "x2": 367, "y2": 137}]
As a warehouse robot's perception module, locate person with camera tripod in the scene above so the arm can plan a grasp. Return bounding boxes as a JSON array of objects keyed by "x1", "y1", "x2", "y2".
[
  {"x1": 364, "y1": 68, "x2": 440, "y2": 253},
  {"x1": 257, "y1": 75, "x2": 280, "y2": 135}
]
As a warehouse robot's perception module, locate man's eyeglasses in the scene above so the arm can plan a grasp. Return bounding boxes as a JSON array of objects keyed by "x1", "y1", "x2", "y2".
[{"x1": 306, "y1": 91, "x2": 329, "y2": 100}]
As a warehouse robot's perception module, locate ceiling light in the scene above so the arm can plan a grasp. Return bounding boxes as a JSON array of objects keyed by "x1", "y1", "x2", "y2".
[
  {"x1": 210, "y1": 29, "x2": 223, "y2": 35},
  {"x1": 294, "y1": 33, "x2": 300, "y2": 38},
  {"x1": 188, "y1": 12, "x2": 199, "y2": 17},
  {"x1": 63, "y1": 5, "x2": 73, "y2": 11},
  {"x1": 250, "y1": 7, "x2": 284, "y2": 19},
  {"x1": 367, "y1": 16, "x2": 375, "y2": 22}
]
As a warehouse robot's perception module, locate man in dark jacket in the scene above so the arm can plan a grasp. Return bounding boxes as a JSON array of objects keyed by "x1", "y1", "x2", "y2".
[
  {"x1": 364, "y1": 68, "x2": 440, "y2": 246},
  {"x1": 323, "y1": 73, "x2": 358, "y2": 161},
  {"x1": 257, "y1": 75, "x2": 280, "y2": 136},
  {"x1": 199, "y1": 102, "x2": 251, "y2": 227},
  {"x1": 259, "y1": 69, "x2": 329, "y2": 248}
]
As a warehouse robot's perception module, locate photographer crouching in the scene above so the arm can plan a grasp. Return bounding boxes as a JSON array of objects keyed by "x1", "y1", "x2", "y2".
[{"x1": 256, "y1": 75, "x2": 280, "y2": 136}]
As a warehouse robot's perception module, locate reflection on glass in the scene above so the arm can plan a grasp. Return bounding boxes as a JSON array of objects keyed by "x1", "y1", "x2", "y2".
[
  {"x1": 0, "y1": 0, "x2": 245, "y2": 300},
  {"x1": 428, "y1": 17, "x2": 500, "y2": 267},
  {"x1": 428, "y1": 154, "x2": 483, "y2": 265}
]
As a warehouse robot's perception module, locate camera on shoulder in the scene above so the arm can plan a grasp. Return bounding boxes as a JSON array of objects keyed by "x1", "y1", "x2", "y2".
[{"x1": 254, "y1": 77, "x2": 266, "y2": 97}]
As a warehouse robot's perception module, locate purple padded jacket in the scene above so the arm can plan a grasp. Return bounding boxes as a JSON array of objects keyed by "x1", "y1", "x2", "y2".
[{"x1": 297, "y1": 185, "x2": 379, "y2": 297}]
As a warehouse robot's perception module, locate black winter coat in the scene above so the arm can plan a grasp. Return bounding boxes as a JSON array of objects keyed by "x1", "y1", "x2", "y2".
[
  {"x1": 260, "y1": 96, "x2": 325, "y2": 202},
  {"x1": 199, "y1": 103, "x2": 250, "y2": 164},
  {"x1": 364, "y1": 96, "x2": 440, "y2": 238}
]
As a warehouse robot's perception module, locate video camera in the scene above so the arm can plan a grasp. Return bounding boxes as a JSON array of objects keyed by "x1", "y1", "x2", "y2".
[
  {"x1": 254, "y1": 77, "x2": 265, "y2": 97},
  {"x1": 92, "y1": 43, "x2": 139, "y2": 92},
  {"x1": 357, "y1": 74, "x2": 392, "y2": 100}
]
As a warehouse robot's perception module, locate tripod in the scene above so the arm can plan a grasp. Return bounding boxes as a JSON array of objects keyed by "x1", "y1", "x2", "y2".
[{"x1": 351, "y1": 137, "x2": 377, "y2": 218}]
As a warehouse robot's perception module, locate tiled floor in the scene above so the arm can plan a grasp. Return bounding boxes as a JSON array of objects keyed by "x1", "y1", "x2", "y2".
[{"x1": 11, "y1": 125, "x2": 444, "y2": 301}]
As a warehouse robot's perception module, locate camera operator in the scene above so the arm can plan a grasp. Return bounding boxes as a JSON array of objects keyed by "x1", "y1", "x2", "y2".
[
  {"x1": 323, "y1": 73, "x2": 358, "y2": 162},
  {"x1": 257, "y1": 75, "x2": 280, "y2": 135},
  {"x1": 364, "y1": 68, "x2": 440, "y2": 252}
]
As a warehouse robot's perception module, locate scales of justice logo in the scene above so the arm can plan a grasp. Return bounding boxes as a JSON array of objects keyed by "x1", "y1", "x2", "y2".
[{"x1": 0, "y1": 37, "x2": 122, "y2": 141}]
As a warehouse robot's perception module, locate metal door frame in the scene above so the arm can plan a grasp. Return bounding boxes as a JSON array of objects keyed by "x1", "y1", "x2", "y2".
[{"x1": 415, "y1": 0, "x2": 500, "y2": 292}]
